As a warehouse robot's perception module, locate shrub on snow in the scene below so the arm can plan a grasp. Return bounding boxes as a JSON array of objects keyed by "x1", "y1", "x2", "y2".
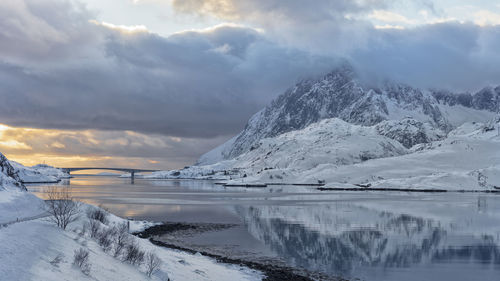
[
  {"x1": 73, "y1": 248, "x2": 91, "y2": 275},
  {"x1": 87, "y1": 207, "x2": 108, "y2": 225},
  {"x1": 97, "y1": 227, "x2": 116, "y2": 252},
  {"x1": 145, "y1": 251, "x2": 162, "y2": 278},
  {"x1": 86, "y1": 219, "x2": 101, "y2": 239},
  {"x1": 113, "y1": 223, "x2": 131, "y2": 258},
  {"x1": 123, "y1": 241, "x2": 145, "y2": 266}
]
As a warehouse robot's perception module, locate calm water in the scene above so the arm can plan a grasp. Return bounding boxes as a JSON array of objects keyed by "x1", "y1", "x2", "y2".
[{"x1": 29, "y1": 176, "x2": 500, "y2": 281}]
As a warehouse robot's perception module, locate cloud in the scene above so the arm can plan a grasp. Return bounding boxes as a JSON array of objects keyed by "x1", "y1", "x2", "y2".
[
  {"x1": 474, "y1": 10, "x2": 500, "y2": 26},
  {"x1": 171, "y1": 0, "x2": 389, "y2": 54},
  {"x1": 0, "y1": 0, "x2": 98, "y2": 63},
  {"x1": 0, "y1": 0, "x2": 336, "y2": 139},
  {"x1": 171, "y1": 0, "x2": 389, "y2": 22},
  {"x1": 0, "y1": 123, "x2": 229, "y2": 169},
  {"x1": 369, "y1": 10, "x2": 416, "y2": 24},
  {"x1": 350, "y1": 22, "x2": 500, "y2": 90},
  {"x1": 171, "y1": 0, "x2": 500, "y2": 91}
]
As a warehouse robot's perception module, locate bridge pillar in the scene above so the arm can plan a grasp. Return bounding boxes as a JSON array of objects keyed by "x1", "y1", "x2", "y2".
[{"x1": 131, "y1": 171, "x2": 135, "y2": 180}]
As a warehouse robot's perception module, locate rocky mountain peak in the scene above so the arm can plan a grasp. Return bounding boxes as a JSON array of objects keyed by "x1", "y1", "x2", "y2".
[{"x1": 199, "y1": 65, "x2": 500, "y2": 164}]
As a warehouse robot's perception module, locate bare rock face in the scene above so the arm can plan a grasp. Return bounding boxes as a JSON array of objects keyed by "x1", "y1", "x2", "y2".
[
  {"x1": 432, "y1": 86, "x2": 500, "y2": 112},
  {"x1": 375, "y1": 118, "x2": 444, "y2": 149},
  {"x1": 200, "y1": 65, "x2": 500, "y2": 164},
  {"x1": 0, "y1": 152, "x2": 26, "y2": 191}
]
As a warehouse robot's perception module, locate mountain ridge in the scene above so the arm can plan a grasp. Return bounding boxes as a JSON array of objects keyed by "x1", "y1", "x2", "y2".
[{"x1": 199, "y1": 65, "x2": 499, "y2": 165}]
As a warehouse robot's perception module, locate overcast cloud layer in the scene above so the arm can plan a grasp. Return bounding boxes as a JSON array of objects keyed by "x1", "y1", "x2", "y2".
[{"x1": 1, "y1": 0, "x2": 500, "y2": 168}]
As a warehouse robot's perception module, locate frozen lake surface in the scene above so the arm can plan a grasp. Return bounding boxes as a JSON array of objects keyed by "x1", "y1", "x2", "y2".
[{"x1": 29, "y1": 176, "x2": 500, "y2": 281}]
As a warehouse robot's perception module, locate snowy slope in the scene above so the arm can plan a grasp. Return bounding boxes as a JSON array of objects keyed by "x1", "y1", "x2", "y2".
[
  {"x1": 228, "y1": 118, "x2": 408, "y2": 171},
  {"x1": 0, "y1": 153, "x2": 26, "y2": 191},
  {"x1": 0, "y1": 153, "x2": 43, "y2": 223},
  {"x1": 0, "y1": 204, "x2": 262, "y2": 281},
  {"x1": 197, "y1": 135, "x2": 238, "y2": 166}
]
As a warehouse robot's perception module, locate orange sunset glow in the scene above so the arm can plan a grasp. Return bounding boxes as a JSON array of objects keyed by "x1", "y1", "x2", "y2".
[{"x1": 0, "y1": 123, "x2": 193, "y2": 169}]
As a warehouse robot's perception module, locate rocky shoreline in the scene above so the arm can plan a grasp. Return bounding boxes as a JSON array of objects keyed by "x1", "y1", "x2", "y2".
[{"x1": 135, "y1": 223, "x2": 348, "y2": 281}]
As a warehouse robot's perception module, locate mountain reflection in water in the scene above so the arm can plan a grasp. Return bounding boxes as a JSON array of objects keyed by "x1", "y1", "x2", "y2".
[{"x1": 236, "y1": 202, "x2": 500, "y2": 280}]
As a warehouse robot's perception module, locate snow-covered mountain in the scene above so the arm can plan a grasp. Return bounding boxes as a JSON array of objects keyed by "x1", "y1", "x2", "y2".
[
  {"x1": 199, "y1": 65, "x2": 498, "y2": 165},
  {"x1": 149, "y1": 65, "x2": 500, "y2": 191}
]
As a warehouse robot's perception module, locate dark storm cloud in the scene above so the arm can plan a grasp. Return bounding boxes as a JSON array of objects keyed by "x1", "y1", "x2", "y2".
[
  {"x1": 350, "y1": 23, "x2": 500, "y2": 91},
  {"x1": 0, "y1": 1, "x2": 335, "y2": 138},
  {"x1": 1, "y1": 0, "x2": 500, "y2": 141}
]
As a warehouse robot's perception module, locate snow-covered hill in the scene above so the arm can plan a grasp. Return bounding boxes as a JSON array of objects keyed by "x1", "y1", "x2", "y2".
[
  {"x1": 10, "y1": 162, "x2": 70, "y2": 183},
  {"x1": 199, "y1": 65, "x2": 498, "y2": 165},
  {"x1": 227, "y1": 118, "x2": 408, "y2": 171}
]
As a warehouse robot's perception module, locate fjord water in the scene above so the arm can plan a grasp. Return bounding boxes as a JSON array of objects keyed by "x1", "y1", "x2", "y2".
[{"x1": 29, "y1": 176, "x2": 500, "y2": 281}]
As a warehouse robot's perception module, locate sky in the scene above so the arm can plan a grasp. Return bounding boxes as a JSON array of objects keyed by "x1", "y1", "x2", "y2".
[{"x1": 0, "y1": 0, "x2": 500, "y2": 169}]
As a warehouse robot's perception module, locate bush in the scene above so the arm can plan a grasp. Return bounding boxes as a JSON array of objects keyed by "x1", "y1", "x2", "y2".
[
  {"x1": 78, "y1": 224, "x2": 87, "y2": 237},
  {"x1": 97, "y1": 227, "x2": 116, "y2": 252},
  {"x1": 87, "y1": 207, "x2": 108, "y2": 225},
  {"x1": 145, "y1": 251, "x2": 162, "y2": 277},
  {"x1": 86, "y1": 219, "x2": 101, "y2": 239},
  {"x1": 44, "y1": 186, "x2": 81, "y2": 230},
  {"x1": 50, "y1": 254, "x2": 64, "y2": 268},
  {"x1": 113, "y1": 223, "x2": 131, "y2": 258},
  {"x1": 73, "y1": 248, "x2": 91, "y2": 275},
  {"x1": 124, "y1": 241, "x2": 145, "y2": 266}
]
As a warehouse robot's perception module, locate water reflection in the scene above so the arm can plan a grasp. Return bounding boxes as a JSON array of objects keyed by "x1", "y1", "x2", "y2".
[
  {"x1": 28, "y1": 176, "x2": 500, "y2": 281},
  {"x1": 236, "y1": 203, "x2": 500, "y2": 280}
]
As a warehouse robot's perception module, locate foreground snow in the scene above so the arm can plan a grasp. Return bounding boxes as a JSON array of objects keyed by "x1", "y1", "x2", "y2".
[
  {"x1": 0, "y1": 201, "x2": 262, "y2": 281},
  {"x1": 0, "y1": 192, "x2": 262, "y2": 281},
  {"x1": 0, "y1": 155, "x2": 262, "y2": 281}
]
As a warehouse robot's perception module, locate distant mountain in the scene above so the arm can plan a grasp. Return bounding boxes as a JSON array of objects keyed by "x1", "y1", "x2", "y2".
[{"x1": 198, "y1": 65, "x2": 499, "y2": 165}]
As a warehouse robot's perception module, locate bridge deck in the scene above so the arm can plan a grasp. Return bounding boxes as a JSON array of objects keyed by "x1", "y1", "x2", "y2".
[
  {"x1": 59, "y1": 167, "x2": 161, "y2": 180},
  {"x1": 61, "y1": 167, "x2": 159, "y2": 172}
]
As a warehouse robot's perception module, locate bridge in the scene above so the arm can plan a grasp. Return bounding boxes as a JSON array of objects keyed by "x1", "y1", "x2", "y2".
[{"x1": 60, "y1": 167, "x2": 160, "y2": 180}]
